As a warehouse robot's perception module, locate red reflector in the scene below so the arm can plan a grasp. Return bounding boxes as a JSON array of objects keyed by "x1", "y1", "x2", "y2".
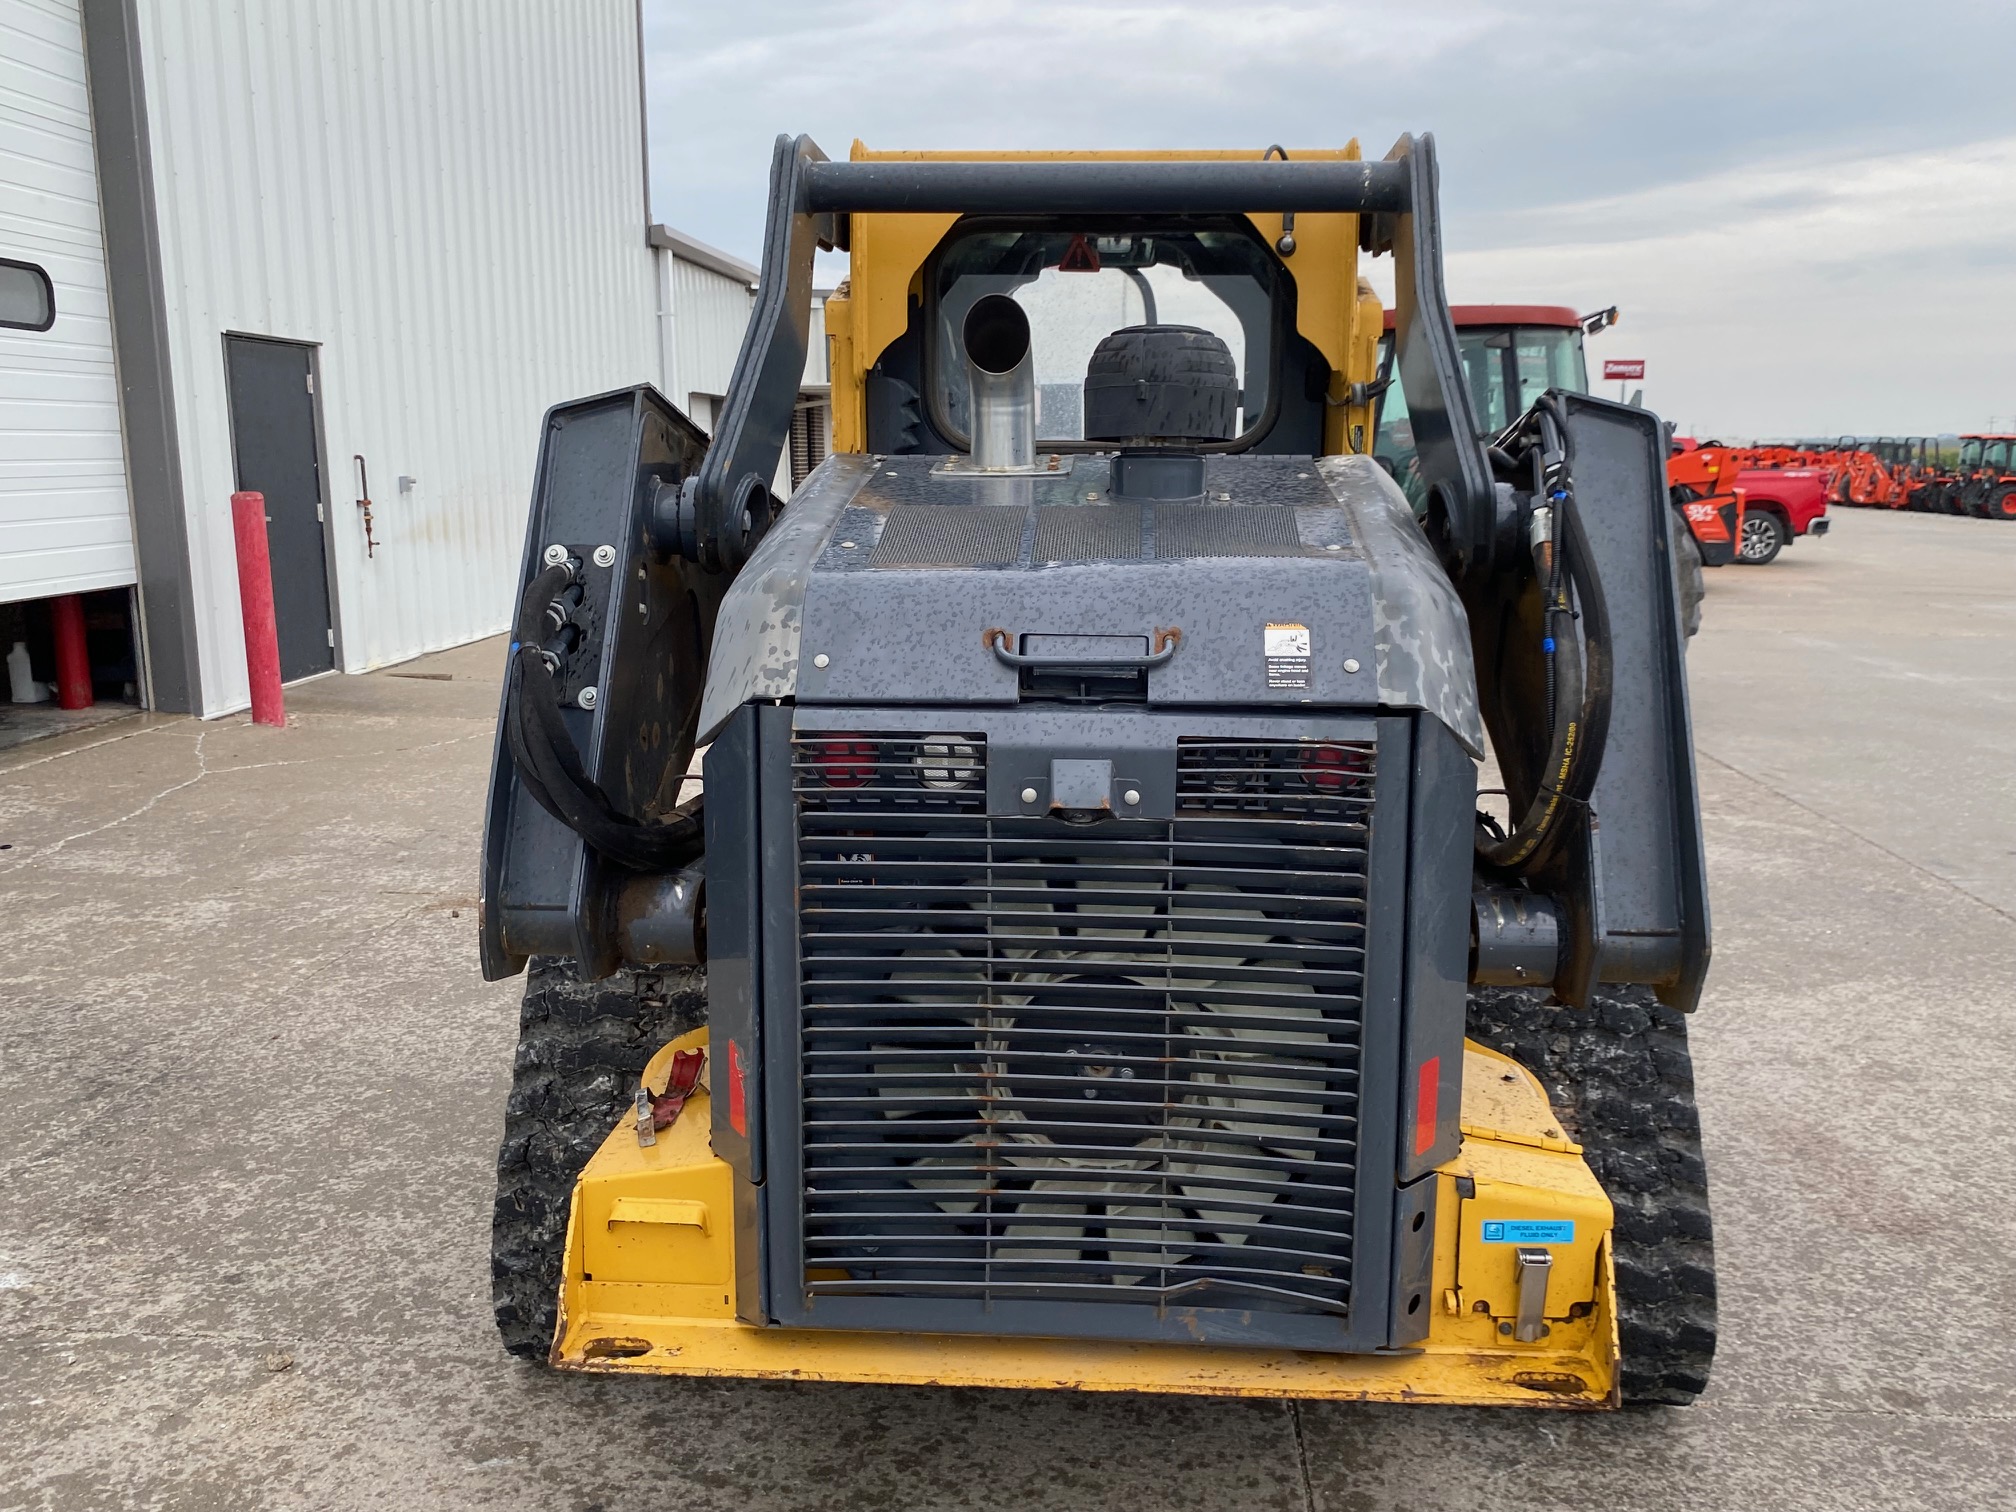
[
  {"x1": 1413, "y1": 1055, "x2": 1441, "y2": 1157},
  {"x1": 1299, "y1": 743, "x2": 1367, "y2": 793},
  {"x1": 728, "y1": 1040, "x2": 748, "y2": 1137},
  {"x1": 816, "y1": 739, "x2": 877, "y2": 788}
]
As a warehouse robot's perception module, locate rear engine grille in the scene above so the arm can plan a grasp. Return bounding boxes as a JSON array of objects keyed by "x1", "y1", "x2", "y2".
[{"x1": 791, "y1": 731, "x2": 1374, "y2": 1320}]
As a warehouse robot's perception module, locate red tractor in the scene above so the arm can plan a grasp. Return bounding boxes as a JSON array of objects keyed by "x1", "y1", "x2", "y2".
[{"x1": 1677, "y1": 442, "x2": 1831, "y2": 564}]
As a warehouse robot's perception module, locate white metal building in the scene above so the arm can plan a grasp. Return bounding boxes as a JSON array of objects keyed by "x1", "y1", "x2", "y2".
[{"x1": 0, "y1": 0, "x2": 770, "y2": 719}]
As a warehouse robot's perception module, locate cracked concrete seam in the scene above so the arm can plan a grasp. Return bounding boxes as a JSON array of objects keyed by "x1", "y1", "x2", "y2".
[{"x1": 2, "y1": 727, "x2": 490, "y2": 867}]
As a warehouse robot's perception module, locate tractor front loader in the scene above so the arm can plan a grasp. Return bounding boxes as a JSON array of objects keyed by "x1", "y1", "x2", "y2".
[{"x1": 479, "y1": 135, "x2": 1716, "y2": 1409}]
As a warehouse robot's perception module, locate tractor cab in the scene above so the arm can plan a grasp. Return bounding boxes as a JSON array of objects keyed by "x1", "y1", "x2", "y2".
[{"x1": 1372, "y1": 305, "x2": 1593, "y2": 506}]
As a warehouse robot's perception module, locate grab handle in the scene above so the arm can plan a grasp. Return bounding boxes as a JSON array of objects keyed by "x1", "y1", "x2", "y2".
[{"x1": 983, "y1": 627, "x2": 1181, "y2": 671}]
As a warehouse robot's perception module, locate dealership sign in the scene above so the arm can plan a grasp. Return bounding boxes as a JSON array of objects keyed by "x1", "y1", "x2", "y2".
[{"x1": 1603, "y1": 359, "x2": 1646, "y2": 381}]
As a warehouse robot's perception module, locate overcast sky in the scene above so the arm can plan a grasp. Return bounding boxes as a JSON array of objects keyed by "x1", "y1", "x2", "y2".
[{"x1": 643, "y1": 0, "x2": 2016, "y2": 438}]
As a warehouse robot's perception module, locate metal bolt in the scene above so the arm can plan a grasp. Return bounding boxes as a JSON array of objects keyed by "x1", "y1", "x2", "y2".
[
  {"x1": 1343, "y1": 658, "x2": 1361, "y2": 674},
  {"x1": 1020, "y1": 786, "x2": 1039, "y2": 804},
  {"x1": 1122, "y1": 789, "x2": 1141, "y2": 806},
  {"x1": 542, "y1": 544, "x2": 568, "y2": 567},
  {"x1": 812, "y1": 653, "x2": 830, "y2": 669},
  {"x1": 591, "y1": 544, "x2": 616, "y2": 568},
  {"x1": 1324, "y1": 543, "x2": 1342, "y2": 551},
  {"x1": 637, "y1": 601, "x2": 648, "y2": 618},
  {"x1": 839, "y1": 540, "x2": 857, "y2": 550},
  {"x1": 577, "y1": 686, "x2": 598, "y2": 710},
  {"x1": 1216, "y1": 492, "x2": 1232, "y2": 501},
  {"x1": 1086, "y1": 491, "x2": 1100, "y2": 501}
]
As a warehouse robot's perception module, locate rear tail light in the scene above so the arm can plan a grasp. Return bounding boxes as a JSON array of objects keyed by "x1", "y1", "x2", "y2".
[
  {"x1": 815, "y1": 739, "x2": 878, "y2": 788},
  {"x1": 1300, "y1": 743, "x2": 1369, "y2": 793}
]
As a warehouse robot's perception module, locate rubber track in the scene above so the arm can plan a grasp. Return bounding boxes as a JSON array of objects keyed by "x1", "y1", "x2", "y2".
[
  {"x1": 1466, "y1": 985, "x2": 1718, "y2": 1406},
  {"x1": 491, "y1": 960, "x2": 707, "y2": 1360}
]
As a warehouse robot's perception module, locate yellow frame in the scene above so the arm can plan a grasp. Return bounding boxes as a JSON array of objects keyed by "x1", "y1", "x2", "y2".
[
  {"x1": 824, "y1": 143, "x2": 1384, "y2": 462},
  {"x1": 549, "y1": 1034, "x2": 1620, "y2": 1408}
]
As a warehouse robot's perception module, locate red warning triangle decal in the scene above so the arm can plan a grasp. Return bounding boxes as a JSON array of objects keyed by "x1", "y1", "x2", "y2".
[{"x1": 1058, "y1": 232, "x2": 1102, "y2": 273}]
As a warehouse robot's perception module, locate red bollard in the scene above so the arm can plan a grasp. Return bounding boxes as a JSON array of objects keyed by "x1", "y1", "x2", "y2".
[
  {"x1": 230, "y1": 491, "x2": 286, "y2": 727},
  {"x1": 51, "y1": 593, "x2": 93, "y2": 710}
]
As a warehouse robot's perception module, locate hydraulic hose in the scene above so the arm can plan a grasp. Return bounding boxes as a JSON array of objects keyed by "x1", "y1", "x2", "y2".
[
  {"x1": 1477, "y1": 397, "x2": 1612, "y2": 874},
  {"x1": 505, "y1": 562, "x2": 703, "y2": 872}
]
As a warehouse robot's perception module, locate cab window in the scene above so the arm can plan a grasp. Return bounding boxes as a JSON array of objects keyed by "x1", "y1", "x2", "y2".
[{"x1": 929, "y1": 223, "x2": 1281, "y2": 449}]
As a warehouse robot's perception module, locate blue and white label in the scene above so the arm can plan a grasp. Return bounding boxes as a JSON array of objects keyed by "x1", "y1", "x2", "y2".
[{"x1": 1481, "y1": 1219, "x2": 1576, "y2": 1245}]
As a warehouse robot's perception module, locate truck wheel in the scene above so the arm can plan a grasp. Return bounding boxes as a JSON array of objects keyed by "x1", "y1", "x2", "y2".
[
  {"x1": 1736, "y1": 510, "x2": 1785, "y2": 563},
  {"x1": 1466, "y1": 986, "x2": 1717, "y2": 1406},
  {"x1": 491, "y1": 960, "x2": 707, "y2": 1360},
  {"x1": 1673, "y1": 524, "x2": 1704, "y2": 637}
]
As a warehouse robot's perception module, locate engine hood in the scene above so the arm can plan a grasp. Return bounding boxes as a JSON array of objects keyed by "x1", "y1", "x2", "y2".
[{"x1": 699, "y1": 452, "x2": 1482, "y2": 755}]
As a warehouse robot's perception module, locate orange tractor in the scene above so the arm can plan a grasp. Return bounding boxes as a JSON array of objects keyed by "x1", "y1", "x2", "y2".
[
  {"x1": 1663, "y1": 440, "x2": 1745, "y2": 568},
  {"x1": 1951, "y1": 435, "x2": 2016, "y2": 519}
]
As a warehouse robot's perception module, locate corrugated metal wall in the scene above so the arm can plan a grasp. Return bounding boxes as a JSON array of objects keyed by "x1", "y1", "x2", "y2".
[
  {"x1": 665, "y1": 254, "x2": 752, "y2": 413},
  {"x1": 132, "y1": 0, "x2": 659, "y2": 713},
  {"x1": 0, "y1": 0, "x2": 134, "y2": 604}
]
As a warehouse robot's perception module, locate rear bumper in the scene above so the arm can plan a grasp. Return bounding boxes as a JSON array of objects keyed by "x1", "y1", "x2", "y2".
[
  {"x1": 548, "y1": 1033, "x2": 1621, "y2": 1408},
  {"x1": 1806, "y1": 517, "x2": 1830, "y2": 537}
]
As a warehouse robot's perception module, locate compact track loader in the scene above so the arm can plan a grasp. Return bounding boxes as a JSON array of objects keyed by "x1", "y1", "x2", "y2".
[{"x1": 480, "y1": 135, "x2": 1715, "y2": 1408}]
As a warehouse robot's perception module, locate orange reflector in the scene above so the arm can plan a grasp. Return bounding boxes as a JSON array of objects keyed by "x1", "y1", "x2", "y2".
[{"x1": 1414, "y1": 1055, "x2": 1441, "y2": 1156}]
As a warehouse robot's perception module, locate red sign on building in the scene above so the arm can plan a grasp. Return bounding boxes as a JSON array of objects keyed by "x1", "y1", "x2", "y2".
[{"x1": 1603, "y1": 359, "x2": 1646, "y2": 381}]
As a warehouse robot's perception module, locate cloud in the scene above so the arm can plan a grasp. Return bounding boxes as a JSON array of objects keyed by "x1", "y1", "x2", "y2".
[
  {"x1": 1413, "y1": 136, "x2": 2016, "y2": 435},
  {"x1": 642, "y1": 0, "x2": 2016, "y2": 435}
]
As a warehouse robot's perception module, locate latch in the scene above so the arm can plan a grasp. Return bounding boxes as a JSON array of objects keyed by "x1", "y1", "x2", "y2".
[{"x1": 1514, "y1": 1247, "x2": 1553, "y2": 1342}]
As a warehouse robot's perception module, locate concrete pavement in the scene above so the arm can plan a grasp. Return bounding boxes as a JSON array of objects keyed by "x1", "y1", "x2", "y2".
[{"x1": 1, "y1": 508, "x2": 2012, "y2": 1511}]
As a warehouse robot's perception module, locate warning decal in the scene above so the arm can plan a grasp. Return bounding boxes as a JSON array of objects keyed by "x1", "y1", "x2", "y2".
[{"x1": 1265, "y1": 622, "x2": 1311, "y2": 690}]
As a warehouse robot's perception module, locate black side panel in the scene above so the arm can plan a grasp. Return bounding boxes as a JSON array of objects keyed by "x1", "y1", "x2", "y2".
[
  {"x1": 223, "y1": 336, "x2": 332, "y2": 683},
  {"x1": 1398, "y1": 713, "x2": 1473, "y2": 1181},
  {"x1": 693, "y1": 135, "x2": 828, "y2": 568},
  {"x1": 478, "y1": 386, "x2": 719, "y2": 981},
  {"x1": 1378, "y1": 135, "x2": 1496, "y2": 583},
  {"x1": 1555, "y1": 396, "x2": 1711, "y2": 1010}
]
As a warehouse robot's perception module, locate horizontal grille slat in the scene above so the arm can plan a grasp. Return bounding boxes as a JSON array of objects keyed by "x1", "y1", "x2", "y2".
[
  {"x1": 807, "y1": 1066, "x2": 1361, "y2": 1102},
  {"x1": 804, "y1": 1162, "x2": 1355, "y2": 1202},
  {"x1": 790, "y1": 728, "x2": 1375, "y2": 1325}
]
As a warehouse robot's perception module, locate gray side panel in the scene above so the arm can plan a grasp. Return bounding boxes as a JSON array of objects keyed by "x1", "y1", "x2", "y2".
[
  {"x1": 1320, "y1": 455, "x2": 1483, "y2": 755},
  {"x1": 1559, "y1": 396, "x2": 1711, "y2": 1008},
  {"x1": 702, "y1": 709, "x2": 763, "y2": 1181},
  {"x1": 80, "y1": 0, "x2": 202, "y2": 713},
  {"x1": 1398, "y1": 713, "x2": 1474, "y2": 1182},
  {"x1": 1388, "y1": 1174, "x2": 1438, "y2": 1347},
  {"x1": 701, "y1": 707, "x2": 769, "y2": 1323},
  {"x1": 696, "y1": 453, "x2": 875, "y2": 740}
]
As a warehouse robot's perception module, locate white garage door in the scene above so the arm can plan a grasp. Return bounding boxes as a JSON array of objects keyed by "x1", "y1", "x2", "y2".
[{"x1": 0, "y1": 0, "x2": 135, "y2": 605}]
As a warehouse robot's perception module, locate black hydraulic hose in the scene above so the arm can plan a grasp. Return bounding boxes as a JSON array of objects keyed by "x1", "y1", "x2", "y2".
[
  {"x1": 505, "y1": 562, "x2": 703, "y2": 872},
  {"x1": 1477, "y1": 397, "x2": 1613, "y2": 873}
]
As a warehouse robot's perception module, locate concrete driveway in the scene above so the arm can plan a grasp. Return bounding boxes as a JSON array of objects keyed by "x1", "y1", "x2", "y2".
[{"x1": 2, "y1": 508, "x2": 2011, "y2": 1511}]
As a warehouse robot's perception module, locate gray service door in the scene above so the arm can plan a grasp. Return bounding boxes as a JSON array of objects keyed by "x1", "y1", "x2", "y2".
[{"x1": 224, "y1": 336, "x2": 334, "y2": 682}]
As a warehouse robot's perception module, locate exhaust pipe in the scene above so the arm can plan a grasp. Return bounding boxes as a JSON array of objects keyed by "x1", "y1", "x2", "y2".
[{"x1": 964, "y1": 295, "x2": 1035, "y2": 471}]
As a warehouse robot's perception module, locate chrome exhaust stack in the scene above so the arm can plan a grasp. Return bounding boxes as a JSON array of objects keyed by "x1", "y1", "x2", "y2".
[{"x1": 964, "y1": 295, "x2": 1036, "y2": 471}]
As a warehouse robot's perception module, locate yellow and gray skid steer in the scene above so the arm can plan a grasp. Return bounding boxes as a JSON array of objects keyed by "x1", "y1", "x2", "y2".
[{"x1": 478, "y1": 134, "x2": 1714, "y2": 1408}]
